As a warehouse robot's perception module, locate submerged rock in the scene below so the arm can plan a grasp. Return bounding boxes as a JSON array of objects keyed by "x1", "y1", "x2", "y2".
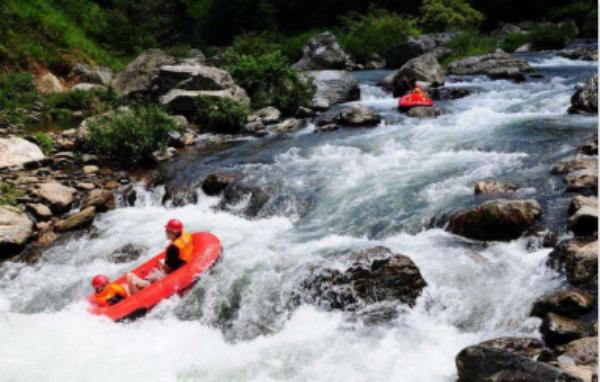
[
  {"x1": 429, "y1": 87, "x2": 472, "y2": 100},
  {"x1": 0, "y1": 137, "x2": 45, "y2": 169},
  {"x1": 220, "y1": 182, "x2": 270, "y2": 218},
  {"x1": 306, "y1": 70, "x2": 360, "y2": 109},
  {"x1": 447, "y1": 199, "x2": 542, "y2": 241},
  {"x1": 293, "y1": 32, "x2": 353, "y2": 71},
  {"x1": 569, "y1": 75, "x2": 598, "y2": 114},
  {"x1": 0, "y1": 206, "x2": 34, "y2": 258},
  {"x1": 474, "y1": 180, "x2": 518, "y2": 195},
  {"x1": 455, "y1": 337, "x2": 581, "y2": 382},
  {"x1": 303, "y1": 246, "x2": 427, "y2": 313},
  {"x1": 202, "y1": 173, "x2": 240, "y2": 196},
  {"x1": 337, "y1": 104, "x2": 381, "y2": 127}
]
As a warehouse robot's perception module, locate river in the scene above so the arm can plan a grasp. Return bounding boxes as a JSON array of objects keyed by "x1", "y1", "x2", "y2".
[{"x1": 0, "y1": 52, "x2": 597, "y2": 382}]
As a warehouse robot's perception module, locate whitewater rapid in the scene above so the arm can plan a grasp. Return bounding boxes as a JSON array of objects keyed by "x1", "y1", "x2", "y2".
[{"x1": 0, "y1": 53, "x2": 597, "y2": 382}]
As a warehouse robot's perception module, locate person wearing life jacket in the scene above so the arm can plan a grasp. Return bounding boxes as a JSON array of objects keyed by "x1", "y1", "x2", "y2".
[
  {"x1": 411, "y1": 84, "x2": 429, "y2": 100},
  {"x1": 126, "y1": 219, "x2": 194, "y2": 294},
  {"x1": 90, "y1": 274, "x2": 129, "y2": 307}
]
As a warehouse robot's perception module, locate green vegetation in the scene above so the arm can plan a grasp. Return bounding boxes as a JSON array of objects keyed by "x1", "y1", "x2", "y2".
[
  {"x1": 441, "y1": 30, "x2": 498, "y2": 66},
  {"x1": 225, "y1": 51, "x2": 313, "y2": 114},
  {"x1": 338, "y1": 9, "x2": 420, "y2": 63},
  {"x1": 0, "y1": 73, "x2": 39, "y2": 110},
  {"x1": 500, "y1": 33, "x2": 531, "y2": 53},
  {"x1": 193, "y1": 96, "x2": 249, "y2": 133},
  {"x1": 0, "y1": 182, "x2": 23, "y2": 206},
  {"x1": 419, "y1": 0, "x2": 484, "y2": 32},
  {"x1": 547, "y1": 2, "x2": 598, "y2": 38},
  {"x1": 34, "y1": 132, "x2": 53, "y2": 155},
  {"x1": 47, "y1": 87, "x2": 121, "y2": 115},
  {"x1": 529, "y1": 22, "x2": 579, "y2": 50},
  {"x1": 84, "y1": 105, "x2": 181, "y2": 164}
]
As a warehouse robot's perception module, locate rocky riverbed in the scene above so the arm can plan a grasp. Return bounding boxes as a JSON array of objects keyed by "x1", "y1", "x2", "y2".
[{"x1": 0, "y1": 36, "x2": 597, "y2": 381}]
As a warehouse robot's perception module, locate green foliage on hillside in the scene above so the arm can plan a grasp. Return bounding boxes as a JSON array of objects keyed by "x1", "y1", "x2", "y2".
[
  {"x1": 441, "y1": 30, "x2": 498, "y2": 66},
  {"x1": 193, "y1": 96, "x2": 249, "y2": 133},
  {"x1": 338, "y1": 9, "x2": 420, "y2": 63},
  {"x1": 419, "y1": 0, "x2": 484, "y2": 32},
  {"x1": 225, "y1": 51, "x2": 314, "y2": 115}
]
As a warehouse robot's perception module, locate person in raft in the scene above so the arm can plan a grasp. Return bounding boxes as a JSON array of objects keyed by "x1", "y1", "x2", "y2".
[
  {"x1": 90, "y1": 274, "x2": 129, "y2": 307},
  {"x1": 411, "y1": 83, "x2": 429, "y2": 99},
  {"x1": 125, "y1": 219, "x2": 194, "y2": 294}
]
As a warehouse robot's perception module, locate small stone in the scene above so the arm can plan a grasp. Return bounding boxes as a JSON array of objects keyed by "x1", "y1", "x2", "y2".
[
  {"x1": 82, "y1": 189, "x2": 115, "y2": 212},
  {"x1": 37, "y1": 182, "x2": 77, "y2": 213},
  {"x1": 315, "y1": 123, "x2": 339, "y2": 132},
  {"x1": 54, "y1": 151, "x2": 75, "y2": 159},
  {"x1": 81, "y1": 154, "x2": 98, "y2": 164},
  {"x1": 26, "y1": 203, "x2": 53, "y2": 221},
  {"x1": 83, "y1": 165, "x2": 99, "y2": 174}
]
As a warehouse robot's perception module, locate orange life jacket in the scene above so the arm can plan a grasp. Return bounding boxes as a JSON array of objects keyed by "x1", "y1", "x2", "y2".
[
  {"x1": 173, "y1": 231, "x2": 194, "y2": 262},
  {"x1": 93, "y1": 283, "x2": 128, "y2": 307}
]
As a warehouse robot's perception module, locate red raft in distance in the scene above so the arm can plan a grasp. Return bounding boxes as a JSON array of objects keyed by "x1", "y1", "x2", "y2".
[
  {"x1": 88, "y1": 231, "x2": 222, "y2": 321},
  {"x1": 398, "y1": 93, "x2": 433, "y2": 110}
]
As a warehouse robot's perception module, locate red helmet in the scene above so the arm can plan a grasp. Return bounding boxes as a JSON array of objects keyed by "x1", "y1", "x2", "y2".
[
  {"x1": 92, "y1": 274, "x2": 109, "y2": 289},
  {"x1": 165, "y1": 219, "x2": 183, "y2": 233}
]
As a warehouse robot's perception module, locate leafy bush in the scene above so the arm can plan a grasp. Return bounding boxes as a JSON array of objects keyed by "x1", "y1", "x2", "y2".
[
  {"x1": 193, "y1": 96, "x2": 249, "y2": 133},
  {"x1": 501, "y1": 32, "x2": 531, "y2": 53},
  {"x1": 84, "y1": 105, "x2": 181, "y2": 164},
  {"x1": 442, "y1": 30, "x2": 498, "y2": 66},
  {"x1": 419, "y1": 0, "x2": 484, "y2": 32},
  {"x1": 529, "y1": 22, "x2": 578, "y2": 50},
  {"x1": 338, "y1": 8, "x2": 420, "y2": 63},
  {"x1": 0, "y1": 182, "x2": 22, "y2": 205},
  {"x1": 0, "y1": 73, "x2": 39, "y2": 110},
  {"x1": 228, "y1": 33, "x2": 280, "y2": 57},
  {"x1": 547, "y1": 2, "x2": 596, "y2": 38},
  {"x1": 225, "y1": 51, "x2": 314, "y2": 115},
  {"x1": 34, "y1": 132, "x2": 53, "y2": 155}
]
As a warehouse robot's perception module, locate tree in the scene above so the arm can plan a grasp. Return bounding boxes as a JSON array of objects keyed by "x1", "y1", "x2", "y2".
[{"x1": 419, "y1": 0, "x2": 483, "y2": 32}]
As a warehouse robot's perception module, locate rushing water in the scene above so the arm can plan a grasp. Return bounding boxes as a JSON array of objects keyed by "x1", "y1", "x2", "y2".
[{"x1": 0, "y1": 52, "x2": 597, "y2": 382}]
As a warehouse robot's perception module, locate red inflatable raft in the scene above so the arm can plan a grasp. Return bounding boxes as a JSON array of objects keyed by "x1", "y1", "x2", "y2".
[
  {"x1": 398, "y1": 93, "x2": 433, "y2": 110},
  {"x1": 88, "y1": 231, "x2": 222, "y2": 321}
]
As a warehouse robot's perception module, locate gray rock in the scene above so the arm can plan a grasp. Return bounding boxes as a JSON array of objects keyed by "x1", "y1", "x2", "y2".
[
  {"x1": 569, "y1": 75, "x2": 598, "y2": 114},
  {"x1": 392, "y1": 53, "x2": 445, "y2": 96},
  {"x1": 0, "y1": 137, "x2": 45, "y2": 169},
  {"x1": 249, "y1": 107, "x2": 281, "y2": 125},
  {"x1": 271, "y1": 118, "x2": 305, "y2": 133},
  {"x1": 561, "y1": 337, "x2": 598, "y2": 367},
  {"x1": 548, "y1": 238, "x2": 597, "y2": 288},
  {"x1": 26, "y1": 203, "x2": 53, "y2": 221},
  {"x1": 71, "y1": 63, "x2": 113, "y2": 85},
  {"x1": 0, "y1": 205, "x2": 34, "y2": 257},
  {"x1": 531, "y1": 289, "x2": 594, "y2": 318},
  {"x1": 303, "y1": 246, "x2": 427, "y2": 312},
  {"x1": 82, "y1": 189, "x2": 116, "y2": 213},
  {"x1": 541, "y1": 313, "x2": 587, "y2": 347},
  {"x1": 474, "y1": 181, "x2": 518, "y2": 195},
  {"x1": 405, "y1": 106, "x2": 441, "y2": 118},
  {"x1": 515, "y1": 43, "x2": 533, "y2": 53},
  {"x1": 112, "y1": 49, "x2": 176, "y2": 97},
  {"x1": 37, "y1": 182, "x2": 77, "y2": 213},
  {"x1": 577, "y1": 138, "x2": 598, "y2": 155},
  {"x1": 54, "y1": 207, "x2": 97, "y2": 232},
  {"x1": 448, "y1": 50, "x2": 532, "y2": 82},
  {"x1": 552, "y1": 156, "x2": 597, "y2": 175},
  {"x1": 559, "y1": 47, "x2": 598, "y2": 62},
  {"x1": 384, "y1": 33, "x2": 455, "y2": 68},
  {"x1": 447, "y1": 199, "x2": 542, "y2": 241},
  {"x1": 306, "y1": 70, "x2": 360, "y2": 109},
  {"x1": 565, "y1": 168, "x2": 598, "y2": 194},
  {"x1": 159, "y1": 87, "x2": 250, "y2": 118},
  {"x1": 568, "y1": 203, "x2": 598, "y2": 236},
  {"x1": 455, "y1": 338, "x2": 582, "y2": 382},
  {"x1": 71, "y1": 83, "x2": 104, "y2": 92},
  {"x1": 293, "y1": 31, "x2": 353, "y2": 70},
  {"x1": 337, "y1": 104, "x2": 381, "y2": 127},
  {"x1": 156, "y1": 64, "x2": 235, "y2": 94}
]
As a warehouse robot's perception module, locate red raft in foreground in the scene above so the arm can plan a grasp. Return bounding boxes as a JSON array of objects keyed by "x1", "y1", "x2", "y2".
[
  {"x1": 398, "y1": 93, "x2": 433, "y2": 110},
  {"x1": 88, "y1": 231, "x2": 222, "y2": 321}
]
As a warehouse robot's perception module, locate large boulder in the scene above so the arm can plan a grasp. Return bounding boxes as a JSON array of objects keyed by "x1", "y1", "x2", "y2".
[
  {"x1": 561, "y1": 337, "x2": 598, "y2": 367},
  {"x1": 455, "y1": 337, "x2": 582, "y2": 382},
  {"x1": 0, "y1": 137, "x2": 45, "y2": 169},
  {"x1": 569, "y1": 75, "x2": 598, "y2": 114},
  {"x1": 336, "y1": 104, "x2": 381, "y2": 127},
  {"x1": 384, "y1": 33, "x2": 455, "y2": 68},
  {"x1": 159, "y1": 87, "x2": 250, "y2": 118},
  {"x1": 70, "y1": 63, "x2": 113, "y2": 85},
  {"x1": 565, "y1": 168, "x2": 598, "y2": 195},
  {"x1": 305, "y1": 70, "x2": 360, "y2": 109},
  {"x1": 548, "y1": 238, "x2": 597, "y2": 289},
  {"x1": 567, "y1": 196, "x2": 598, "y2": 236},
  {"x1": 0, "y1": 205, "x2": 34, "y2": 258},
  {"x1": 303, "y1": 246, "x2": 427, "y2": 312},
  {"x1": 34, "y1": 72, "x2": 64, "y2": 93},
  {"x1": 447, "y1": 199, "x2": 542, "y2": 241},
  {"x1": 551, "y1": 156, "x2": 597, "y2": 175},
  {"x1": 37, "y1": 182, "x2": 77, "y2": 213},
  {"x1": 112, "y1": 49, "x2": 176, "y2": 97},
  {"x1": 156, "y1": 64, "x2": 235, "y2": 94},
  {"x1": 448, "y1": 50, "x2": 532, "y2": 82},
  {"x1": 293, "y1": 31, "x2": 353, "y2": 71},
  {"x1": 391, "y1": 53, "x2": 445, "y2": 97}
]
